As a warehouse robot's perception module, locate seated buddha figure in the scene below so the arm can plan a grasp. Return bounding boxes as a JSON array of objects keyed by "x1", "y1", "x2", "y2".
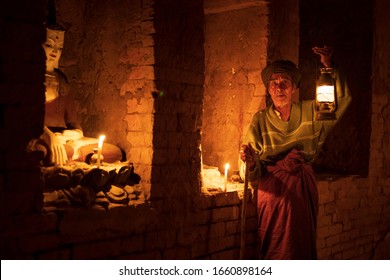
[{"x1": 39, "y1": 24, "x2": 123, "y2": 166}]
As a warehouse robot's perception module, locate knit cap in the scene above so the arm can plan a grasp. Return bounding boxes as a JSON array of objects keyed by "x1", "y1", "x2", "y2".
[{"x1": 261, "y1": 60, "x2": 302, "y2": 89}]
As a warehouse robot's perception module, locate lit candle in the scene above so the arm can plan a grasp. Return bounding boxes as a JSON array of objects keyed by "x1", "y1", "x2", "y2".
[
  {"x1": 224, "y1": 163, "x2": 230, "y2": 192},
  {"x1": 97, "y1": 135, "x2": 105, "y2": 168}
]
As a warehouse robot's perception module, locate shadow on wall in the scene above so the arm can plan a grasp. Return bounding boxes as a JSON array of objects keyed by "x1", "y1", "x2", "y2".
[{"x1": 299, "y1": 0, "x2": 372, "y2": 176}]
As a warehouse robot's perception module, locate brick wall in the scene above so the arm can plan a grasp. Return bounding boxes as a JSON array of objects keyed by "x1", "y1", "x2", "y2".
[
  {"x1": 2, "y1": 175, "x2": 389, "y2": 259},
  {"x1": 317, "y1": 177, "x2": 390, "y2": 259},
  {"x1": 0, "y1": 2, "x2": 46, "y2": 217}
]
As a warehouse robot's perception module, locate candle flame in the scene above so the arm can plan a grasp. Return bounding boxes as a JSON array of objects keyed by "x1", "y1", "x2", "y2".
[
  {"x1": 98, "y1": 135, "x2": 106, "y2": 149},
  {"x1": 225, "y1": 163, "x2": 230, "y2": 170}
]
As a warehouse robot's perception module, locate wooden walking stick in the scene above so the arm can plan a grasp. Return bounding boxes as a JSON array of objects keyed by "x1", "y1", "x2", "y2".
[{"x1": 240, "y1": 162, "x2": 249, "y2": 259}]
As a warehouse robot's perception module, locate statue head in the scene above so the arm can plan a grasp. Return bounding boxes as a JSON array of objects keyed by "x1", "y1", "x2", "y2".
[{"x1": 43, "y1": 23, "x2": 65, "y2": 71}]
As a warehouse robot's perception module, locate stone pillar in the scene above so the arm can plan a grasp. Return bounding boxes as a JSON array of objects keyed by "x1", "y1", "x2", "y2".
[{"x1": 0, "y1": 1, "x2": 46, "y2": 217}]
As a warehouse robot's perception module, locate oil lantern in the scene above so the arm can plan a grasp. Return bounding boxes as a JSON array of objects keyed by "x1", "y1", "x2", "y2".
[{"x1": 315, "y1": 67, "x2": 336, "y2": 120}]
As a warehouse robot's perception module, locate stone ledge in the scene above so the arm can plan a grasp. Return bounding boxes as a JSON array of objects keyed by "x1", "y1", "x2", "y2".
[{"x1": 41, "y1": 161, "x2": 146, "y2": 212}]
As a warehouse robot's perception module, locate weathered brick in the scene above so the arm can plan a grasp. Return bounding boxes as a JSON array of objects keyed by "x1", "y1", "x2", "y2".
[
  {"x1": 208, "y1": 235, "x2": 235, "y2": 253},
  {"x1": 192, "y1": 209, "x2": 211, "y2": 225},
  {"x1": 317, "y1": 223, "x2": 343, "y2": 239},
  {"x1": 209, "y1": 222, "x2": 226, "y2": 238},
  {"x1": 177, "y1": 225, "x2": 208, "y2": 246},
  {"x1": 211, "y1": 248, "x2": 236, "y2": 260},
  {"x1": 59, "y1": 208, "x2": 108, "y2": 239},
  {"x1": 341, "y1": 229, "x2": 359, "y2": 242},
  {"x1": 210, "y1": 206, "x2": 240, "y2": 222},
  {"x1": 38, "y1": 248, "x2": 71, "y2": 260},
  {"x1": 191, "y1": 240, "x2": 208, "y2": 259},
  {"x1": 0, "y1": 194, "x2": 40, "y2": 219},
  {"x1": 214, "y1": 191, "x2": 241, "y2": 207},
  {"x1": 347, "y1": 187, "x2": 369, "y2": 198},
  {"x1": 323, "y1": 203, "x2": 336, "y2": 215},
  {"x1": 6, "y1": 171, "x2": 42, "y2": 192},
  {"x1": 359, "y1": 224, "x2": 380, "y2": 236},
  {"x1": 343, "y1": 248, "x2": 362, "y2": 259},
  {"x1": 125, "y1": 113, "x2": 154, "y2": 132},
  {"x1": 122, "y1": 250, "x2": 162, "y2": 260},
  {"x1": 317, "y1": 247, "x2": 332, "y2": 259},
  {"x1": 316, "y1": 237, "x2": 326, "y2": 250},
  {"x1": 336, "y1": 198, "x2": 360, "y2": 211},
  {"x1": 129, "y1": 147, "x2": 153, "y2": 164},
  {"x1": 73, "y1": 238, "x2": 121, "y2": 259},
  {"x1": 126, "y1": 131, "x2": 152, "y2": 147},
  {"x1": 129, "y1": 66, "x2": 155, "y2": 79},
  {"x1": 125, "y1": 47, "x2": 155, "y2": 65},
  {"x1": 332, "y1": 211, "x2": 349, "y2": 224},
  {"x1": 162, "y1": 246, "x2": 191, "y2": 259},
  {"x1": 126, "y1": 98, "x2": 154, "y2": 115},
  {"x1": 318, "y1": 214, "x2": 332, "y2": 227},
  {"x1": 342, "y1": 220, "x2": 354, "y2": 231},
  {"x1": 330, "y1": 240, "x2": 356, "y2": 256},
  {"x1": 356, "y1": 235, "x2": 374, "y2": 246},
  {"x1": 121, "y1": 235, "x2": 144, "y2": 254},
  {"x1": 19, "y1": 233, "x2": 61, "y2": 254},
  {"x1": 326, "y1": 235, "x2": 341, "y2": 247},
  {"x1": 144, "y1": 230, "x2": 176, "y2": 251},
  {"x1": 336, "y1": 189, "x2": 347, "y2": 199}
]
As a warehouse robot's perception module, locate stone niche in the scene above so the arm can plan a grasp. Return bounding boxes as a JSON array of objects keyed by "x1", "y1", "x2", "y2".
[{"x1": 40, "y1": 0, "x2": 207, "y2": 209}]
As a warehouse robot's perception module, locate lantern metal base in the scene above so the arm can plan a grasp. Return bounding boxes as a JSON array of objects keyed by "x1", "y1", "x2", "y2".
[{"x1": 315, "y1": 111, "x2": 336, "y2": 121}]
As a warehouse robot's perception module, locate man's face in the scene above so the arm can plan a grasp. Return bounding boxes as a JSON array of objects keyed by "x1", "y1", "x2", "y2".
[
  {"x1": 268, "y1": 73, "x2": 295, "y2": 109},
  {"x1": 43, "y1": 29, "x2": 64, "y2": 69}
]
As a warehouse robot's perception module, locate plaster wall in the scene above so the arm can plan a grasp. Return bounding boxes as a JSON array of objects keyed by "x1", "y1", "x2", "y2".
[{"x1": 202, "y1": 0, "x2": 270, "y2": 172}]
